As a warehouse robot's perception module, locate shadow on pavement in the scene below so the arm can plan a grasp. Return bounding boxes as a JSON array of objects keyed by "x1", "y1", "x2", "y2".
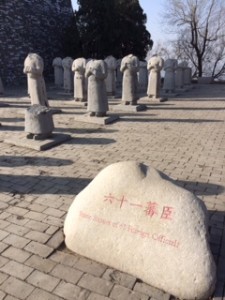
[
  {"x1": 119, "y1": 118, "x2": 223, "y2": 123},
  {"x1": 175, "y1": 179, "x2": 224, "y2": 196},
  {"x1": 0, "y1": 174, "x2": 91, "y2": 195},
  {"x1": 0, "y1": 156, "x2": 73, "y2": 167},
  {"x1": 149, "y1": 107, "x2": 225, "y2": 111},
  {"x1": 54, "y1": 127, "x2": 118, "y2": 134},
  {"x1": 0, "y1": 174, "x2": 223, "y2": 197},
  {"x1": 172, "y1": 98, "x2": 225, "y2": 102},
  {"x1": 0, "y1": 125, "x2": 24, "y2": 131},
  {"x1": 0, "y1": 118, "x2": 24, "y2": 122},
  {"x1": 66, "y1": 137, "x2": 116, "y2": 145}
]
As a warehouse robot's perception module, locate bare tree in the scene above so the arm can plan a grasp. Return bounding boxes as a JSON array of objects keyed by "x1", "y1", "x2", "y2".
[
  {"x1": 149, "y1": 41, "x2": 172, "y2": 60},
  {"x1": 163, "y1": 0, "x2": 225, "y2": 78}
]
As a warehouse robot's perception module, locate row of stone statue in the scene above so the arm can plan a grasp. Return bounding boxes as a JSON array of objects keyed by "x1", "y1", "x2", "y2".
[
  {"x1": 52, "y1": 55, "x2": 140, "y2": 105},
  {"x1": 23, "y1": 53, "x2": 192, "y2": 118},
  {"x1": 24, "y1": 53, "x2": 141, "y2": 117},
  {"x1": 52, "y1": 55, "x2": 192, "y2": 102}
]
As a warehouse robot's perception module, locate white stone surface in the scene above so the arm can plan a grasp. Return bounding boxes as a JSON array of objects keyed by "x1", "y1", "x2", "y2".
[
  {"x1": 175, "y1": 61, "x2": 186, "y2": 89},
  {"x1": 4, "y1": 133, "x2": 71, "y2": 151},
  {"x1": 74, "y1": 114, "x2": 119, "y2": 125},
  {"x1": 116, "y1": 59, "x2": 123, "y2": 87},
  {"x1": 138, "y1": 61, "x2": 148, "y2": 91},
  {"x1": 120, "y1": 54, "x2": 139, "y2": 105},
  {"x1": 111, "y1": 104, "x2": 146, "y2": 112},
  {"x1": 72, "y1": 58, "x2": 87, "y2": 102},
  {"x1": 64, "y1": 161, "x2": 216, "y2": 300},
  {"x1": 52, "y1": 57, "x2": 63, "y2": 87},
  {"x1": 147, "y1": 55, "x2": 164, "y2": 99},
  {"x1": 183, "y1": 62, "x2": 192, "y2": 86},
  {"x1": 104, "y1": 56, "x2": 117, "y2": 96},
  {"x1": 85, "y1": 59, "x2": 108, "y2": 116},
  {"x1": 23, "y1": 53, "x2": 48, "y2": 106},
  {"x1": 163, "y1": 59, "x2": 177, "y2": 93},
  {"x1": 62, "y1": 57, "x2": 73, "y2": 93},
  {"x1": 25, "y1": 105, "x2": 54, "y2": 138}
]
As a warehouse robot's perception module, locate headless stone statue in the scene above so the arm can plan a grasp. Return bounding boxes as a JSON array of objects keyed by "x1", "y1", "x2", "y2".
[
  {"x1": 163, "y1": 59, "x2": 177, "y2": 93},
  {"x1": 138, "y1": 61, "x2": 148, "y2": 91},
  {"x1": 116, "y1": 59, "x2": 123, "y2": 87},
  {"x1": 104, "y1": 55, "x2": 117, "y2": 96},
  {"x1": 147, "y1": 55, "x2": 164, "y2": 99},
  {"x1": 72, "y1": 58, "x2": 87, "y2": 102},
  {"x1": 120, "y1": 54, "x2": 139, "y2": 105},
  {"x1": 175, "y1": 62, "x2": 186, "y2": 89},
  {"x1": 23, "y1": 53, "x2": 48, "y2": 106},
  {"x1": 52, "y1": 57, "x2": 63, "y2": 87},
  {"x1": 25, "y1": 105, "x2": 54, "y2": 140},
  {"x1": 182, "y1": 61, "x2": 192, "y2": 86},
  {"x1": 85, "y1": 59, "x2": 108, "y2": 117},
  {"x1": 62, "y1": 57, "x2": 73, "y2": 93}
]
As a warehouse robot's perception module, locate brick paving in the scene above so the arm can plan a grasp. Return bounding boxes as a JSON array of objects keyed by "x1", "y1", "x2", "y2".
[{"x1": 0, "y1": 83, "x2": 224, "y2": 299}]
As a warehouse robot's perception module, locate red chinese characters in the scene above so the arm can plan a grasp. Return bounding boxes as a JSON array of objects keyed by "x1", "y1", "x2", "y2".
[
  {"x1": 104, "y1": 193, "x2": 128, "y2": 208},
  {"x1": 161, "y1": 206, "x2": 174, "y2": 220},
  {"x1": 145, "y1": 202, "x2": 158, "y2": 217},
  {"x1": 103, "y1": 193, "x2": 175, "y2": 221}
]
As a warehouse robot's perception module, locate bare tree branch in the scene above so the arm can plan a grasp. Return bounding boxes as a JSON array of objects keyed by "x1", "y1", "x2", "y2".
[{"x1": 161, "y1": 0, "x2": 225, "y2": 78}]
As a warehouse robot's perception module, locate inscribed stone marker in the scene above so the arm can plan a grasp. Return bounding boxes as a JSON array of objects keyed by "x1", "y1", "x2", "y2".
[{"x1": 64, "y1": 161, "x2": 216, "y2": 299}]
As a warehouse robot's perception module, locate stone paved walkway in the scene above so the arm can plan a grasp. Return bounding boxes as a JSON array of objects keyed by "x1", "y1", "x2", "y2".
[{"x1": 0, "y1": 83, "x2": 224, "y2": 300}]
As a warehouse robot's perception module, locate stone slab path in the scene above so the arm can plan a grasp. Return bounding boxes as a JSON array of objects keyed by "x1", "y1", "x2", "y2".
[{"x1": 0, "y1": 83, "x2": 224, "y2": 300}]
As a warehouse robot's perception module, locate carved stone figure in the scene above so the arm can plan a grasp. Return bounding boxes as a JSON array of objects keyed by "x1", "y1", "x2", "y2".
[
  {"x1": 138, "y1": 61, "x2": 148, "y2": 91},
  {"x1": 0, "y1": 77, "x2": 4, "y2": 95},
  {"x1": 116, "y1": 59, "x2": 123, "y2": 87},
  {"x1": 25, "y1": 105, "x2": 54, "y2": 140},
  {"x1": 85, "y1": 59, "x2": 108, "y2": 117},
  {"x1": 62, "y1": 57, "x2": 73, "y2": 93},
  {"x1": 175, "y1": 64, "x2": 184, "y2": 90},
  {"x1": 182, "y1": 61, "x2": 192, "y2": 86},
  {"x1": 147, "y1": 55, "x2": 164, "y2": 99},
  {"x1": 23, "y1": 53, "x2": 48, "y2": 107},
  {"x1": 52, "y1": 57, "x2": 63, "y2": 87},
  {"x1": 120, "y1": 54, "x2": 140, "y2": 105},
  {"x1": 104, "y1": 55, "x2": 117, "y2": 96},
  {"x1": 163, "y1": 59, "x2": 177, "y2": 93},
  {"x1": 72, "y1": 58, "x2": 87, "y2": 102}
]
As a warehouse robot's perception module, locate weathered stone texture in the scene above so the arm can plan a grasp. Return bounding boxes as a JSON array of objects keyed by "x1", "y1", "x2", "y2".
[{"x1": 0, "y1": 0, "x2": 73, "y2": 85}]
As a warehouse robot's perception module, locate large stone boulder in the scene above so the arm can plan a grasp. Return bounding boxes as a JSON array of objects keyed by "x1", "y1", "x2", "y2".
[{"x1": 64, "y1": 161, "x2": 216, "y2": 299}]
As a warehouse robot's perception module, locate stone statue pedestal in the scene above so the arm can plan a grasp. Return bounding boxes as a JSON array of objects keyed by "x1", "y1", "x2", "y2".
[
  {"x1": 148, "y1": 96, "x2": 168, "y2": 103},
  {"x1": 4, "y1": 105, "x2": 71, "y2": 151},
  {"x1": 4, "y1": 99, "x2": 71, "y2": 151},
  {"x1": 4, "y1": 133, "x2": 71, "y2": 151},
  {"x1": 160, "y1": 92, "x2": 178, "y2": 98},
  {"x1": 25, "y1": 105, "x2": 54, "y2": 140},
  {"x1": 74, "y1": 100, "x2": 87, "y2": 107},
  {"x1": 111, "y1": 104, "x2": 146, "y2": 112},
  {"x1": 74, "y1": 113, "x2": 119, "y2": 125}
]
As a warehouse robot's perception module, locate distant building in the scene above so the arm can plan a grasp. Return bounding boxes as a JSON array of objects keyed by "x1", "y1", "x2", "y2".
[{"x1": 0, "y1": 0, "x2": 74, "y2": 85}]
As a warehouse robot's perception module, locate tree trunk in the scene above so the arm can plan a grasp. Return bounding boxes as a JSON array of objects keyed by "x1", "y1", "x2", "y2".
[{"x1": 198, "y1": 56, "x2": 203, "y2": 77}]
